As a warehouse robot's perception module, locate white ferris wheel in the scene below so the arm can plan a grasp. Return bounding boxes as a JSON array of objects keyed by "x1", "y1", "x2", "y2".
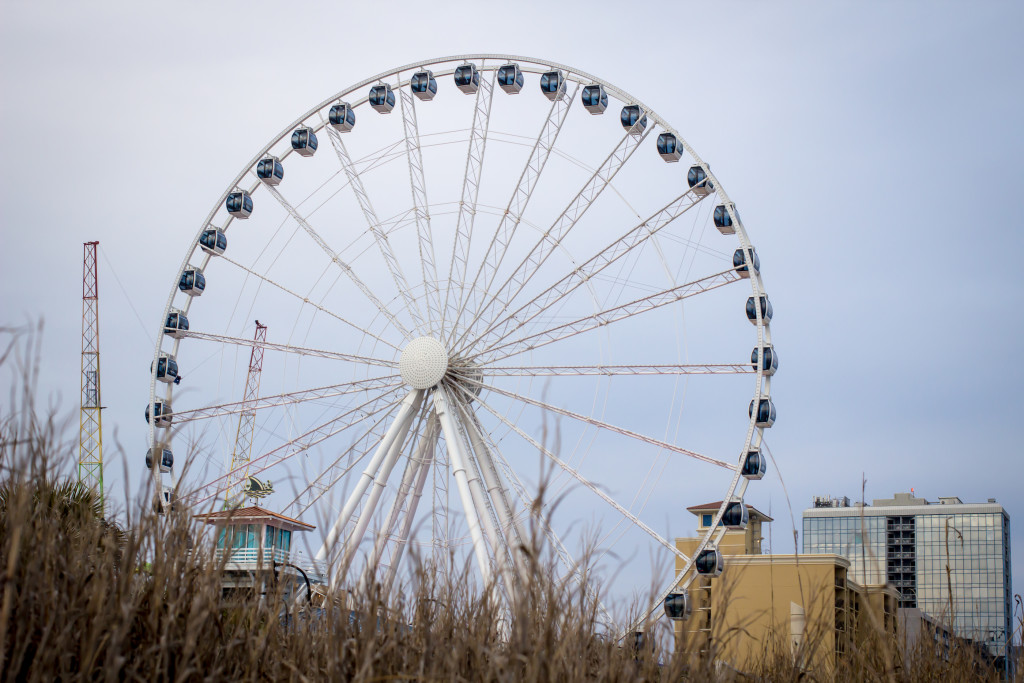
[{"x1": 146, "y1": 54, "x2": 777, "y2": 632}]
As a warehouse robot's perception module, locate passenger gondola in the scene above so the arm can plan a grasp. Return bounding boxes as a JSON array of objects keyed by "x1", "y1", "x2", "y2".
[
  {"x1": 454, "y1": 64, "x2": 480, "y2": 94},
  {"x1": 226, "y1": 191, "x2": 253, "y2": 219},
  {"x1": 178, "y1": 268, "x2": 205, "y2": 297},
  {"x1": 199, "y1": 228, "x2": 227, "y2": 257},
  {"x1": 722, "y1": 501, "x2": 749, "y2": 530},
  {"x1": 369, "y1": 84, "x2": 395, "y2": 113},
  {"x1": 257, "y1": 156, "x2": 284, "y2": 185},
  {"x1": 581, "y1": 84, "x2": 607, "y2": 113},
  {"x1": 695, "y1": 548, "x2": 724, "y2": 577},
  {"x1": 155, "y1": 487, "x2": 177, "y2": 513},
  {"x1": 164, "y1": 310, "x2": 189, "y2": 338},
  {"x1": 733, "y1": 247, "x2": 759, "y2": 277},
  {"x1": 497, "y1": 63, "x2": 524, "y2": 94},
  {"x1": 540, "y1": 70, "x2": 566, "y2": 101},
  {"x1": 411, "y1": 69, "x2": 437, "y2": 100},
  {"x1": 329, "y1": 102, "x2": 356, "y2": 131},
  {"x1": 145, "y1": 401, "x2": 173, "y2": 428},
  {"x1": 656, "y1": 133, "x2": 682, "y2": 162},
  {"x1": 620, "y1": 105, "x2": 647, "y2": 135},
  {"x1": 687, "y1": 165, "x2": 715, "y2": 197},
  {"x1": 714, "y1": 204, "x2": 738, "y2": 235},
  {"x1": 663, "y1": 592, "x2": 691, "y2": 621},
  {"x1": 152, "y1": 354, "x2": 178, "y2": 384},
  {"x1": 741, "y1": 449, "x2": 767, "y2": 480},
  {"x1": 146, "y1": 445, "x2": 174, "y2": 473},
  {"x1": 750, "y1": 345, "x2": 777, "y2": 376},
  {"x1": 748, "y1": 397, "x2": 777, "y2": 428},
  {"x1": 745, "y1": 296, "x2": 772, "y2": 325},
  {"x1": 291, "y1": 126, "x2": 318, "y2": 157}
]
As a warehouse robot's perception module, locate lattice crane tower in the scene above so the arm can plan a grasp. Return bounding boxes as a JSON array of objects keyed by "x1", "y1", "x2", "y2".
[
  {"x1": 224, "y1": 321, "x2": 267, "y2": 508},
  {"x1": 79, "y1": 241, "x2": 104, "y2": 509}
]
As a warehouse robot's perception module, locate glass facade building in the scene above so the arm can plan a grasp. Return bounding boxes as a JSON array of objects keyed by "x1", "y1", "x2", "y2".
[{"x1": 802, "y1": 493, "x2": 1011, "y2": 665}]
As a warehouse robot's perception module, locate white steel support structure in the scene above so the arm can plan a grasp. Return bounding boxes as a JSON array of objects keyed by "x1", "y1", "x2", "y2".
[
  {"x1": 79, "y1": 241, "x2": 103, "y2": 509},
  {"x1": 224, "y1": 321, "x2": 267, "y2": 508}
]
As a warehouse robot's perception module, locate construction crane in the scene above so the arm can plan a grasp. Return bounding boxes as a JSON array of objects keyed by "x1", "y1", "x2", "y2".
[
  {"x1": 224, "y1": 321, "x2": 267, "y2": 508},
  {"x1": 79, "y1": 241, "x2": 104, "y2": 510}
]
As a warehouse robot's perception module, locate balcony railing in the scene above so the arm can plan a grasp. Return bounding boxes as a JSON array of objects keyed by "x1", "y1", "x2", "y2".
[{"x1": 211, "y1": 548, "x2": 328, "y2": 583}]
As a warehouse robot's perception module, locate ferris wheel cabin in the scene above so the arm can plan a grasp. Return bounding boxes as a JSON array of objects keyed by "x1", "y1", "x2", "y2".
[
  {"x1": 540, "y1": 70, "x2": 567, "y2": 101},
  {"x1": 178, "y1": 268, "x2": 206, "y2": 297},
  {"x1": 714, "y1": 203, "x2": 738, "y2": 235},
  {"x1": 749, "y1": 397, "x2": 777, "y2": 428},
  {"x1": 687, "y1": 165, "x2": 715, "y2": 197},
  {"x1": 733, "y1": 247, "x2": 759, "y2": 278},
  {"x1": 581, "y1": 84, "x2": 608, "y2": 114},
  {"x1": 163, "y1": 310, "x2": 189, "y2": 338},
  {"x1": 454, "y1": 64, "x2": 480, "y2": 94},
  {"x1": 620, "y1": 105, "x2": 648, "y2": 135},
  {"x1": 369, "y1": 84, "x2": 395, "y2": 113},
  {"x1": 722, "y1": 501, "x2": 749, "y2": 530},
  {"x1": 329, "y1": 103, "x2": 356, "y2": 131},
  {"x1": 256, "y1": 157, "x2": 284, "y2": 186},
  {"x1": 146, "y1": 445, "x2": 174, "y2": 473},
  {"x1": 663, "y1": 592, "x2": 691, "y2": 621},
  {"x1": 200, "y1": 229, "x2": 227, "y2": 257},
  {"x1": 695, "y1": 547, "x2": 724, "y2": 577},
  {"x1": 497, "y1": 64, "x2": 524, "y2": 94},
  {"x1": 152, "y1": 354, "x2": 178, "y2": 383},
  {"x1": 411, "y1": 70, "x2": 437, "y2": 100},
  {"x1": 745, "y1": 296, "x2": 773, "y2": 325},
  {"x1": 291, "y1": 127, "x2": 318, "y2": 157},
  {"x1": 751, "y1": 345, "x2": 778, "y2": 376},
  {"x1": 226, "y1": 191, "x2": 253, "y2": 219},
  {"x1": 656, "y1": 133, "x2": 682, "y2": 162},
  {"x1": 145, "y1": 401, "x2": 173, "y2": 428},
  {"x1": 741, "y1": 449, "x2": 767, "y2": 480}
]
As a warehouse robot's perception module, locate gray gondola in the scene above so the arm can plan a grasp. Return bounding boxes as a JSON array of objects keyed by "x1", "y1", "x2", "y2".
[
  {"x1": 145, "y1": 401, "x2": 173, "y2": 428},
  {"x1": 620, "y1": 105, "x2": 647, "y2": 135},
  {"x1": 722, "y1": 501, "x2": 749, "y2": 530},
  {"x1": 146, "y1": 445, "x2": 174, "y2": 473},
  {"x1": 751, "y1": 345, "x2": 778, "y2": 376},
  {"x1": 154, "y1": 487, "x2": 177, "y2": 513},
  {"x1": 257, "y1": 156, "x2": 284, "y2": 185},
  {"x1": 714, "y1": 204, "x2": 738, "y2": 235},
  {"x1": 497, "y1": 63, "x2": 524, "y2": 94},
  {"x1": 291, "y1": 127, "x2": 318, "y2": 157},
  {"x1": 164, "y1": 310, "x2": 189, "y2": 338},
  {"x1": 733, "y1": 247, "x2": 759, "y2": 278},
  {"x1": 329, "y1": 102, "x2": 356, "y2": 131},
  {"x1": 369, "y1": 84, "x2": 395, "y2": 113},
  {"x1": 226, "y1": 191, "x2": 253, "y2": 219},
  {"x1": 152, "y1": 354, "x2": 178, "y2": 384},
  {"x1": 540, "y1": 70, "x2": 566, "y2": 101},
  {"x1": 749, "y1": 397, "x2": 777, "y2": 428},
  {"x1": 663, "y1": 592, "x2": 691, "y2": 621},
  {"x1": 581, "y1": 84, "x2": 607, "y2": 113},
  {"x1": 745, "y1": 296, "x2": 772, "y2": 325},
  {"x1": 178, "y1": 268, "x2": 205, "y2": 297},
  {"x1": 695, "y1": 548, "x2": 724, "y2": 577},
  {"x1": 454, "y1": 64, "x2": 480, "y2": 94},
  {"x1": 741, "y1": 449, "x2": 767, "y2": 480},
  {"x1": 687, "y1": 165, "x2": 715, "y2": 197},
  {"x1": 411, "y1": 70, "x2": 437, "y2": 101},
  {"x1": 199, "y1": 229, "x2": 227, "y2": 257},
  {"x1": 656, "y1": 133, "x2": 682, "y2": 162}
]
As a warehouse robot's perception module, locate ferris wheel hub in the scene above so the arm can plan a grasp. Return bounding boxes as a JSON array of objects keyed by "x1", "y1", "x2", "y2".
[{"x1": 399, "y1": 336, "x2": 449, "y2": 389}]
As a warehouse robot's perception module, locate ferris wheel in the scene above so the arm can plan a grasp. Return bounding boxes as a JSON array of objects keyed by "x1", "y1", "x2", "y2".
[{"x1": 146, "y1": 54, "x2": 776, "y2": 632}]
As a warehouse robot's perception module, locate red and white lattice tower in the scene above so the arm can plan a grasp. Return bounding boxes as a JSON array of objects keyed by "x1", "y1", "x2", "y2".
[
  {"x1": 224, "y1": 321, "x2": 267, "y2": 508},
  {"x1": 79, "y1": 241, "x2": 104, "y2": 509}
]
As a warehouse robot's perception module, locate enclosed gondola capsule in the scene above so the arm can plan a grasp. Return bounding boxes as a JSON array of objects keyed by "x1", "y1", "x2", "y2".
[
  {"x1": 257, "y1": 156, "x2": 284, "y2": 185},
  {"x1": 687, "y1": 165, "x2": 715, "y2": 197},
  {"x1": 329, "y1": 102, "x2": 356, "y2": 131},
  {"x1": 745, "y1": 296, "x2": 773, "y2": 325},
  {"x1": 146, "y1": 445, "x2": 174, "y2": 473},
  {"x1": 722, "y1": 501, "x2": 749, "y2": 530},
  {"x1": 497, "y1": 63, "x2": 524, "y2": 94},
  {"x1": 581, "y1": 84, "x2": 607, "y2": 113},
  {"x1": 369, "y1": 84, "x2": 395, "y2": 113},
  {"x1": 741, "y1": 449, "x2": 767, "y2": 480},
  {"x1": 226, "y1": 191, "x2": 253, "y2": 219},
  {"x1": 291, "y1": 126, "x2": 318, "y2": 157},
  {"x1": 751, "y1": 345, "x2": 778, "y2": 376},
  {"x1": 145, "y1": 401, "x2": 173, "y2": 428},
  {"x1": 540, "y1": 70, "x2": 566, "y2": 101},
  {"x1": 152, "y1": 354, "x2": 178, "y2": 384},
  {"x1": 663, "y1": 592, "x2": 691, "y2": 621},
  {"x1": 199, "y1": 228, "x2": 227, "y2": 257},
  {"x1": 733, "y1": 247, "x2": 759, "y2": 278},
  {"x1": 411, "y1": 69, "x2": 437, "y2": 100},
  {"x1": 695, "y1": 548, "x2": 724, "y2": 577},
  {"x1": 714, "y1": 204, "x2": 738, "y2": 235},
  {"x1": 154, "y1": 487, "x2": 177, "y2": 513},
  {"x1": 164, "y1": 310, "x2": 189, "y2": 338},
  {"x1": 620, "y1": 105, "x2": 647, "y2": 135},
  {"x1": 454, "y1": 64, "x2": 480, "y2": 94},
  {"x1": 749, "y1": 397, "x2": 777, "y2": 428},
  {"x1": 178, "y1": 268, "x2": 205, "y2": 297},
  {"x1": 656, "y1": 133, "x2": 682, "y2": 162}
]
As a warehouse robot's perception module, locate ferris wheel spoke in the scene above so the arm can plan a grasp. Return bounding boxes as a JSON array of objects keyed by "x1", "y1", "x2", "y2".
[
  {"x1": 192, "y1": 386, "x2": 406, "y2": 507},
  {"x1": 324, "y1": 126, "x2": 428, "y2": 335},
  {"x1": 169, "y1": 375, "x2": 402, "y2": 423},
  {"x1": 465, "y1": 385, "x2": 690, "y2": 563},
  {"x1": 261, "y1": 183, "x2": 415, "y2": 342},
  {"x1": 220, "y1": 254, "x2": 400, "y2": 352},
  {"x1": 178, "y1": 330, "x2": 397, "y2": 369},
  {"x1": 398, "y1": 82, "x2": 443, "y2": 336},
  {"x1": 447, "y1": 80, "x2": 580, "y2": 347},
  {"x1": 441, "y1": 69, "x2": 495, "y2": 337},
  {"x1": 473, "y1": 380, "x2": 735, "y2": 471},
  {"x1": 474, "y1": 268, "x2": 742, "y2": 364},
  {"x1": 474, "y1": 363, "x2": 753, "y2": 378},
  {"x1": 464, "y1": 187, "x2": 710, "y2": 353},
  {"x1": 453, "y1": 126, "x2": 652, "y2": 352}
]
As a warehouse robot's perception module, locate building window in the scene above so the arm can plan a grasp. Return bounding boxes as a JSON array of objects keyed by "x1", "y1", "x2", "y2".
[{"x1": 702, "y1": 514, "x2": 712, "y2": 527}]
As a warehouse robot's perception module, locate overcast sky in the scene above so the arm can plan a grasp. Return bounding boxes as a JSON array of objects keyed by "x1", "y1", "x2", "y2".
[{"x1": 2, "y1": 0, "x2": 1022, "y2": 626}]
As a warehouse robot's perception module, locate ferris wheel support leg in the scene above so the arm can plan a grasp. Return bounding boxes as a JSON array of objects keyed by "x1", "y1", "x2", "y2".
[
  {"x1": 382, "y1": 420, "x2": 437, "y2": 595},
  {"x1": 316, "y1": 390, "x2": 422, "y2": 567},
  {"x1": 432, "y1": 387, "x2": 494, "y2": 589}
]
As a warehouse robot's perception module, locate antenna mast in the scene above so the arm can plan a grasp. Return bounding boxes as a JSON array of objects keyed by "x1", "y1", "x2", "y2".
[
  {"x1": 79, "y1": 241, "x2": 104, "y2": 509},
  {"x1": 224, "y1": 321, "x2": 267, "y2": 508}
]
